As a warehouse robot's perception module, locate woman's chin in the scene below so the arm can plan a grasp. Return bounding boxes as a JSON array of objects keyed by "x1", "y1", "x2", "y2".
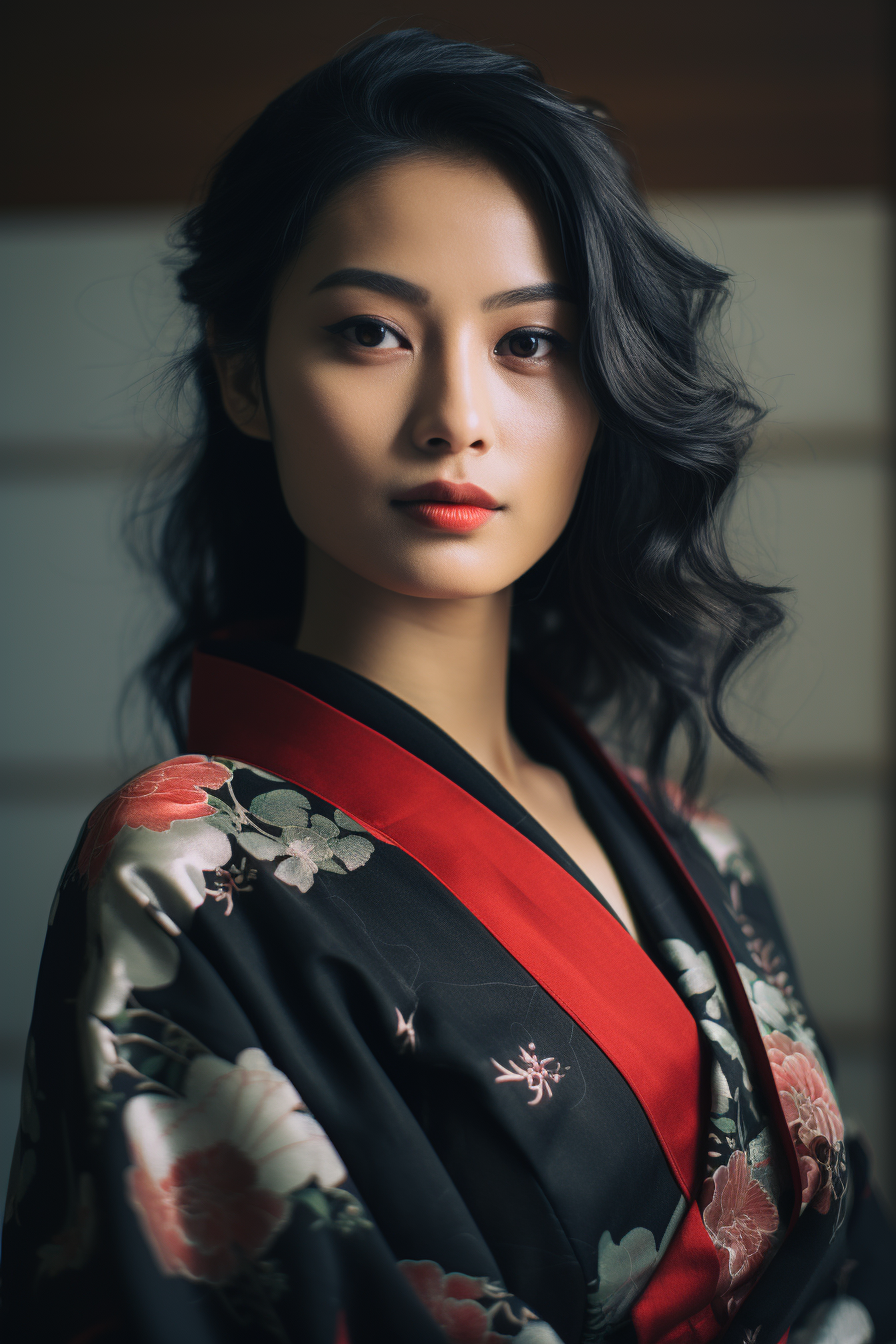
[{"x1": 325, "y1": 548, "x2": 520, "y2": 605}]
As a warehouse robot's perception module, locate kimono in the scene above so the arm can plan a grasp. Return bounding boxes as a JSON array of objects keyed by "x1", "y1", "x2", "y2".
[{"x1": 2, "y1": 635, "x2": 894, "y2": 1344}]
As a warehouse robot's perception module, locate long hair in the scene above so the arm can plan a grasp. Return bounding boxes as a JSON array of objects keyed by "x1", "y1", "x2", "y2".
[{"x1": 128, "y1": 27, "x2": 786, "y2": 808}]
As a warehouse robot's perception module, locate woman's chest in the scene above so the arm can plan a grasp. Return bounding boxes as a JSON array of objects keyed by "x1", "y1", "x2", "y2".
[
  {"x1": 502, "y1": 762, "x2": 644, "y2": 942},
  {"x1": 255, "y1": 854, "x2": 694, "y2": 1336},
  {"x1": 189, "y1": 832, "x2": 699, "y2": 1325}
]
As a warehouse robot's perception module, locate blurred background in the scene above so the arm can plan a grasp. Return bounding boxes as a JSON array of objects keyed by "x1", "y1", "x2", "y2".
[{"x1": 1, "y1": 0, "x2": 893, "y2": 1207}]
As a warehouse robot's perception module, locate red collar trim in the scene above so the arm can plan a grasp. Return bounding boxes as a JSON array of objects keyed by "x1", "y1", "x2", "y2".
[
  {"x1": 538, "y1": 682, "x2": 804, "y2": 1237},
  {"x1": 188, "y1": 650, "x2": 725, "y2": 1335},
  {"x1": 188, "y1": 650, "x2": 706, "y2": 1188}
]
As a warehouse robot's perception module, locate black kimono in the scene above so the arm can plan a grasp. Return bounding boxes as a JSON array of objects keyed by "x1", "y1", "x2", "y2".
[{"x1": 2, "y1": 637, "x2": 894, "y2": 1344}]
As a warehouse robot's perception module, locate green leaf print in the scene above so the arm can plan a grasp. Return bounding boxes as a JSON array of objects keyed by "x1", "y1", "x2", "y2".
[
  {"x1": 333, "y1": 809, "x2": 369, "y2": 833},
  {"x1": 249, "y1": 790, "x2": 312, "y2": 826},
  {"x1": 238, "y1": 832, "x2": 289, "y2": 862},
  {"x1": 332, "y1": 835, "x2": 375, "y2": 871}
]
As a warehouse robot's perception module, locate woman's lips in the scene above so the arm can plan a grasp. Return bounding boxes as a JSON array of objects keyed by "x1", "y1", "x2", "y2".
[
  {"x1": 391, "y1": 480, "x2": 502, "y2": 534},
  {"x1": 398, "y1": 501, "x2": 496, "y2": 532}
]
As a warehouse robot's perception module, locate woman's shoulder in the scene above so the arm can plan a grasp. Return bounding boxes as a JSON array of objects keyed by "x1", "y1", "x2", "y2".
[
  {"x1": 74, "y1": 754, "x2": 235, "y2": 889},
  {"x1": 55, "y1": 753, "x2": 379, "y2": 1027},
  {"x1": 617, "y1": 763, "x2": 760, "y2": 884},
  {"x1": 618, "y1": 762, "x2": 828, "y2": 1042},
  {"x1": 71, "y1": 752, "x2": 376, "y2": 912},
  {"x1": 616, "y1": 762, "x2": 799, "y2": 972}
]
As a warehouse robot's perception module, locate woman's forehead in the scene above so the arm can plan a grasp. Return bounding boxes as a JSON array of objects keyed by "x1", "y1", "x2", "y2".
[{"x1": 284, "y1": 153, "x2": 570, "y2": 301}]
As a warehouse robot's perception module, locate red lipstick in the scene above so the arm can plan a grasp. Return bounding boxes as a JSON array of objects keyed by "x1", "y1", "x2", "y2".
[{"x1": 391, "y1": 480, "x2": 502, "y2": 533}]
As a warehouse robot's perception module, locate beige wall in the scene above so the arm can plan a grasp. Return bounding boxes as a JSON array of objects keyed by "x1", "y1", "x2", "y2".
[{"x1": 659, "y1": 192, "x2": 893, "y2": 1200}]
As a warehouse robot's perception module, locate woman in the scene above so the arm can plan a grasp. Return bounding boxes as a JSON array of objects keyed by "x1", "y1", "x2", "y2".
[{"x1": 2, "y1": 28, "x2": 893, "y2": 1344}]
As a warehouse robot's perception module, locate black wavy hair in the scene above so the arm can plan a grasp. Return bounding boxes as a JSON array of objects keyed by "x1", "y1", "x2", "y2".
[{"x1": 129, "y1": 26, "x2": 786, "y2": 807}]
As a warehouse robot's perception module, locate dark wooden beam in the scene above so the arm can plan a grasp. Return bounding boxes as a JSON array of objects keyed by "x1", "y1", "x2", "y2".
[{"x1": 3, "y1": 0, "x2": 888, "y2": 207}]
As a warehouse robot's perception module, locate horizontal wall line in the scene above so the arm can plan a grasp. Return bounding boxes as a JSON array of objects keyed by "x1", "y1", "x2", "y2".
[
  {"x1": 0, "y1": 759, "x2": 157, "y2": 804},
  {"x1": 823, "y1": 1022, "x2": 895, "y2": 1054},
  {"x1": 0, "y1": 440, "x2": 162, "y2": 479},
  {"x1": 751, "y1": 424, "x2": 892, "y2": 466},
  {"x1": 0, "y1": 753, "x2": 889, "y2": 806},
  {"x1": 704, "y1": 753, "x2": 892, "y2": 798},
  {"x1": 0, "y1": 424, "x2": 891, "y2": 479}
]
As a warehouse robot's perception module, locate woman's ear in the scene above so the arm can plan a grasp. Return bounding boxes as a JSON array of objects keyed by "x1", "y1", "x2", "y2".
[{"x1": 208, "y1": 326, "x2": 271, "y2": 441}]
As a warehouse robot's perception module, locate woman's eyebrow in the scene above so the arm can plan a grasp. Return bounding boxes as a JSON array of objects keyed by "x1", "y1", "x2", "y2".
[
  {"x1": 482, "y1": 282, "x2": 576, "y2": 310},
  {"x1": 309, "y1": 268, "x2": 429, "y2": 304},
  {"x1": 309, "y1": 269, "x2": 575, "y2": 312}
]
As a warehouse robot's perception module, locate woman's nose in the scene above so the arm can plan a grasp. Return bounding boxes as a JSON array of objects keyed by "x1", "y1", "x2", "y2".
[{"x1": 409, "y1": 339, "x2": 495, "y2": 456}]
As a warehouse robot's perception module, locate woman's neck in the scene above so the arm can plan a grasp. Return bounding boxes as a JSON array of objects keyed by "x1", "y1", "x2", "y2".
[{"x1": 295, "y1": 544, "x2": 526, "y2": 785}]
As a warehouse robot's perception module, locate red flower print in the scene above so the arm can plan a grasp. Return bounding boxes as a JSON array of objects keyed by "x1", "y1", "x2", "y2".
[
  {"x1": 123, "y1": 1048, "x2": 345, "y2": 1285},
  {"x1": 123, "y1": 1048, "x2": 345, "y2": 1283},
  {"x1": 398, "y1": 1260, "x2": 507, "y2": 1343},
  {"x1": 763, "y1": 1031, "x2": 843, "y2": 1213},
  {"x1": 127, "y1": 1141, "x2": 286, "y2": 1283},
  {"x1": 77, "y1": 756, "x2": 232, "y2": 887},
  {"x1": 702, "y1": 1149, "x2": 778, "y2": 1315}
]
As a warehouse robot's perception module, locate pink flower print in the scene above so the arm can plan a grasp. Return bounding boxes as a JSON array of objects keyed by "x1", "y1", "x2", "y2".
[
  {"x1": 398, "y1": 1260, "x2": 507, "y2": 1344},
  {"x1": 701, "y1": 1149, "x2": 778, "y2": 1315},
  {"x1": 621, "y1": 766, "x2": 695, "y2": 820},
  {"x1": 206, "y1": 857, "x2": 256, "y2": 917},
  {"x1": 745, "y1": 937, "x2": 791, "y2": 994},
  {"x1": 491, "y1": 1042, "x2": 569, "y2": 1105},
  {"x1": 763, "y1": 1031, "x2": 843, "y2": 1212},
  {"x1": 78, "y1": 756, "x2": 232, "y2": 888},
  {"x1": 123, "y1": 1048, "x2": 346, "y2": 1283},
  {"x1": 128, "y1": 1141, "x2": 285, "y2": 1283},
  {"x1": 747, "y1": 938, "x2": 780, "y2": 976},
  {"x1": 395, "y1": 1008, "x2": 416, "y2": 1053}
]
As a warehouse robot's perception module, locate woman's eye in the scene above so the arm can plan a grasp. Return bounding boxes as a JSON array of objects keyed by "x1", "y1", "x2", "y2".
[
  {"x1": 497, "y1": 329, "x2": 565, "y2": 360},
  {"x1": 328, "y1": 319, "x2": 405, "y2": 349}
]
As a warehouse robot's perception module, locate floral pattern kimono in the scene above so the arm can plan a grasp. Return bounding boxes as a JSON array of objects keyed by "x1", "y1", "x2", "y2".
[{"x1": 2, "y1": 637, "x2": 894, "y2": 1344}]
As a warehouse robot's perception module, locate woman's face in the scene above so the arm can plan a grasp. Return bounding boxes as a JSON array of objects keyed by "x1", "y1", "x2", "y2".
[{"x1": 220, "y1": 153, "x2": 599, "y2": 601}]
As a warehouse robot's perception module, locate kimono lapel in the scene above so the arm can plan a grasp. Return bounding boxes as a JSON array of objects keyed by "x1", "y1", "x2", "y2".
[
  {"x1": 536, "y1": 682, "x2": 804, "y2": 1237},
  {"x1": 189, "y1": 651, "x2": 705, "y2": 1193},
  {"x1": 188, "y1": 650, "x2": 728, "y2": 1341}
]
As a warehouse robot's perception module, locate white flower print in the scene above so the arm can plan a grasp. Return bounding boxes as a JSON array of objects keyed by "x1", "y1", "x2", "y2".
[
  {"x1": 584, "y1": 1197, "x2": 684, "y2": 1337},
  {"x1": 660, "y1": 939, "x2": 751, "y2": 1081},
  {"x1": 790, "y1": 1296, "x2": 874, "y2": 1344},
  {"x1": 711, "y1": 1060, "x2": 732, "y2": 1114},
  {"x1": 87, "y1": 817, "x2": 233, "y2": 1020},
  {"x1": 236, "y1": 793, "x2": 374, "y2": 893},
  {"x1": 701, "y1": 1020, "x2": 751, "y2": 1080},
  {"x1": 737, "y1": 964, "x2": 830, "y2": 1076},
  {"x1": 689, "y1": 814, "x2": 757, "y2": 885},
  {"x1": 660, "y1": 938, "x2": 730, "y2": 1023},
  {"x1": 86, "y1": 1017, "x2": 121, "y2": 1090},
  {"x1": 491, "y1": 1043, "x2": 569, "y2": 1105},
  {"x1": 122, "y1": 1047, "x2": 346, "y2": 1284}
]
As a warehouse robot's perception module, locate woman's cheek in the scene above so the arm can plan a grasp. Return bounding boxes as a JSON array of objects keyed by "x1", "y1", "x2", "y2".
[
  {"x1": 290, "y1": 366, "x2": 409, "y2": 473},
  {"x1": 506, "y1": 385, "x2": 592, "y2": 504}
]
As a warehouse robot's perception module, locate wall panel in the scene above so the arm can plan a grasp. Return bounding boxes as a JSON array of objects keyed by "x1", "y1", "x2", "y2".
[{"x1": 3, "y1": 0, "x2": 887, "y2": 206}]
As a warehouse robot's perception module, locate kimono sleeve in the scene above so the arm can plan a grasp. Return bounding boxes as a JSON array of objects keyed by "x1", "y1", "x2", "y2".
[
  {"x1": 0, "y1": 757, "x2": 500, "y2": 1344},
  {"x1": 684, "y1": 806, "x2": 896, "y2": 1342}
]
